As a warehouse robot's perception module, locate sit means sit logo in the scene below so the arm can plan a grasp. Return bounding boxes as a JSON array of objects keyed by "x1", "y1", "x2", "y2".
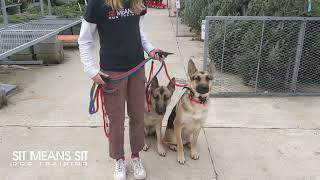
[
  {"x1": 108, "y1": 8, "x2": 135, "y2": 20},
  {"x1": 12, "y1": 151, "x2": 88, "y2": 167}
]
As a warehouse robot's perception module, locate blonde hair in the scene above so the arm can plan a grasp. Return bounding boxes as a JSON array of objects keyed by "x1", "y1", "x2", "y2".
[{"x1": 106, "y1": 0, "x2": 145, "y2": 14}]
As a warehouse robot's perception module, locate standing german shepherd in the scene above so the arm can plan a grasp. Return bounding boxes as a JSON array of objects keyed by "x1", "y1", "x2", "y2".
[
  {"x1": 164, "y1": 59, "x2": 213, "y2": 164},
  {"x1": 143, "y1": 77, "x2": 175, "y2": 156}
]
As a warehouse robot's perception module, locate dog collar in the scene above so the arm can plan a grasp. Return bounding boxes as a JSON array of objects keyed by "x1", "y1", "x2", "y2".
[
  {"x1": 183, "y1": 87, "x2": 207, "y2": 105},
  {"x1": 188, "y1": 94, "x2": 207, "y2": 105}
]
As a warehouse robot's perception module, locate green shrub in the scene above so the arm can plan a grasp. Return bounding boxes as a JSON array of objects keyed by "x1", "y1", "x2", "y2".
[
  {"x1": 181, "y1": 0, "x2": 211, "y2": 33},
  {"x1": 246, "y1": 0, "x2": 268, "y2": 16},
  {"x1": 52, "y1": 1, "x2": 84, "y2": 18},
  {"x1": 298, "y1": 21, "x2": 320, "y2": 84},
  {"x1": 0, "y1": 1, "x2": 83, "y2": 23},
  {"x1": 209, "y1": 21, "x2": 255, "y2": 73},
  {"x1": 20, "y1": 0, "x2": 33, "y2": 11},
  {"x1": 201, "y1": 0, "x2": 223, "y2": 20},
  {"x1": 25, "y1": 1, "x2": 84, "y2": 18},
  {"x1": 43, "y1": 0, "x2": 66, "y2": 6},
  {"x1": 312, "y1": 0, "x2": 320, "y2": 16},
  {"x1": 5, "y1": 0, "x2": 14, "y2": 5},
  {"x1": 0, "y1": 12, "x2": 41, "y2": 23},
  {"x1": 77, "y1": 0, "x2": 86, "y2": 5}
]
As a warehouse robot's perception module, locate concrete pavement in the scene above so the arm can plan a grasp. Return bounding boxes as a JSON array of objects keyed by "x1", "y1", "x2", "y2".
[{"x1": 1, "y1": 8, "x2": 320, "y2": 180}]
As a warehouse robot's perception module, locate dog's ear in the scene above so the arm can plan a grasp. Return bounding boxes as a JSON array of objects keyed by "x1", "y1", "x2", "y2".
[
  {"x1": 151, "y1": 77, "x2": 159, "y2": 90},
  {"x1": 188, "y1": 59, "x2": 198, "y2": 79},
  {"x1": 167, "y1": 77, "x2": 176, "y2": 93},
  {"x1": 207, "y1": 61, "x2": 215, "y2": 75}
]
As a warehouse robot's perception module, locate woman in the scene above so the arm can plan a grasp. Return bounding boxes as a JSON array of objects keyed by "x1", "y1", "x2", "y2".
[{"x1": 78, "y1": 0, "x2": 163, "y2": 179}]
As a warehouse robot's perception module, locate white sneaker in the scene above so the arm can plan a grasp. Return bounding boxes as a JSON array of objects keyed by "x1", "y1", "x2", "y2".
[
  {"x1": 114, "y1": 159, "x2": 126, "y2": 180},
  {"x1": 132, "y1": 158, "x2": 146, "y2": 179}
]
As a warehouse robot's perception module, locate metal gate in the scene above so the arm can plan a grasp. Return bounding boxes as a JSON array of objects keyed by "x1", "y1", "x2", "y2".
[
  {"x1": 0, "y1": 17, "x2": 81, "y2": 60},
  {"x1": 203, "y1": 16, "x2": 320, "y2": 97}
]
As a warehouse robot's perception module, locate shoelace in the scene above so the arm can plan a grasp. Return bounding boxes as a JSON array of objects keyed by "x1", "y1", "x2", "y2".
[
  {"x1": 115, "y1": 160, "x2": 125, "y2": 172},
  {"x1": 133, "y1": 159, "x2": 142, "y2": 173}
]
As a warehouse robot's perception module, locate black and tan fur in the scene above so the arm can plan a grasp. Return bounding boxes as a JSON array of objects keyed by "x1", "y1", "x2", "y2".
[
  {"x1": 164, "y1": 59, "x2": 213, "y2": 164},
  {"x1": 143, "y1": 77, "x2": 175, "y2": 156}
]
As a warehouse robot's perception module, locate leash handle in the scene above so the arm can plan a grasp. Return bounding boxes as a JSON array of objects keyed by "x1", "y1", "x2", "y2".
[
  {"x1": 146, "y1": 61, "x2": 154, "y2": 112},
  {"x1": 89, "y1": 84, "x2": 110, "y2": 138},
  {"x1": 89, "y1": 83, "x2": 96, "y2": 114},
  {"x1": 155, "y1": 51, "x2": 174, "y2": 58},
  {"x1": 99, "y1": 86, "x2": 110, "y2": 138}
]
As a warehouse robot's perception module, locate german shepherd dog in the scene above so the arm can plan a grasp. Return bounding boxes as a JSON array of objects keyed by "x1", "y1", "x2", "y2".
[
  {"x1": 143, "y1": 77, "x2": 175, "y2": 156},
  {"x1": 164, "y1": 59, "x2": 213, "y2": 164}
]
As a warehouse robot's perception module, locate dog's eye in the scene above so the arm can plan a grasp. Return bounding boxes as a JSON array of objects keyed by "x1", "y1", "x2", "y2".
[
  {"x1": 193, "y1": 76, "x2": 200, "y2": 81},
  {"x1": 163, "y1": 95, "x2": 169, "y2": 101},
  {"x1": 206, "y1": 75, "x2": 213, "y2": 81},
  {"x1": 153, "y1": 95, "x2": 159, "y2": 99}
]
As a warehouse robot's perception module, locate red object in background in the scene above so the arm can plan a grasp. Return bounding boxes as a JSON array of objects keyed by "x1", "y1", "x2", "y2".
[
  {"x1": 146, "y1": 0, "x2": 154, "y2": 7},
  {"x1": 58, "y1": 35, "x2": 79, "y2": 43},
  {"x1": 146, "y1": 0, "x2": 167, "y2": 9}
]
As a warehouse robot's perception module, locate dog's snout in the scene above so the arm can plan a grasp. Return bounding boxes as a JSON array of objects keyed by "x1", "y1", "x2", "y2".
[
  {"x1": 155, "y1": 104, "x2": 166, "y2": 115},
  {"x1": 196, "y1": 84, "x2": 209, "y2": 94}
]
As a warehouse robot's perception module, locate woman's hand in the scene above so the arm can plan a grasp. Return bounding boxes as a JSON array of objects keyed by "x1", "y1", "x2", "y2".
[
  {"x1": 149, "y1": 48, "x2": 165, "y2": 61},
  {"x1": 92, "y1": 72, "x2": 109, "y2": 85}
]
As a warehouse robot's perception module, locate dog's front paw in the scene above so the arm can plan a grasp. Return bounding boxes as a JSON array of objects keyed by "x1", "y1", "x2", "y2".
[
  {"x1": 177, "y1": 155, "x2": 186, "y2": 164},
  {"x1": 158, "y1": 146, "x2": 166, "y2": 157},
  {"x1": 143, "y1": 144, "x2": 149, "y2": 151},
  {"x1": 190, "y1": 152, "x2": 199, "y2": 160}
]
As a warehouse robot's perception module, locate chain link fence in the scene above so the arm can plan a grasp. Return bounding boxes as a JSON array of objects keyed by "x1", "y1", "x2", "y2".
[{"x1": 203, "y1": 16, "x2": 320, "y2": 97}]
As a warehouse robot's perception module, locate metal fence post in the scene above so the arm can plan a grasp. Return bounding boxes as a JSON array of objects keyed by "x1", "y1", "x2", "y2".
[
  {"x1": 290, "y1": 21, "x2": 307, "y2": 93},
  {"x1": 39, "y1": 0, "x2": 44, "y2": 16},
  {"x1": 175, "y1": 0, "x2": 181, "y2": 36},
  {"x1": 1, "y1": 0, "x2": 8, "y2": 25},
  {"x1": 168, "y1": 0, "x2": 170, "y2": 16},
  {"x1": 203, "y1": 17, "x2": 210, "y2": 70},
  {"x1": 176, "y1": 7, "x2": 179, "y2": 37},
  {"x1": 47, "y1": 0, "x2": 52, "y2": 16},
  {"x1": 254, "y1": 20, "x2": 266, "y2": 93},
  {"x1": 220, "y1": 22, "x2": 227, "y2": 73},
  {"x1": 168, "y1": 0, "x2": 175, "y2": 17}
]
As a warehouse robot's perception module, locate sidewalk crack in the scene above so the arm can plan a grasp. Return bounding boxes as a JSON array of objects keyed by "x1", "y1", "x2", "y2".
[{"x1": 203, "y1": 128, "x2": 219, "y2": 180}]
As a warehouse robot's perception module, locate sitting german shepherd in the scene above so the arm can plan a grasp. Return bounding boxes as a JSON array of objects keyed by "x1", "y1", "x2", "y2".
[
  {"x1": 143, "y1": 77, "x2": 175, "y2": 156},
  {"x1": 164, "y1": 59, "x2": 213, "y2": 164}
]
